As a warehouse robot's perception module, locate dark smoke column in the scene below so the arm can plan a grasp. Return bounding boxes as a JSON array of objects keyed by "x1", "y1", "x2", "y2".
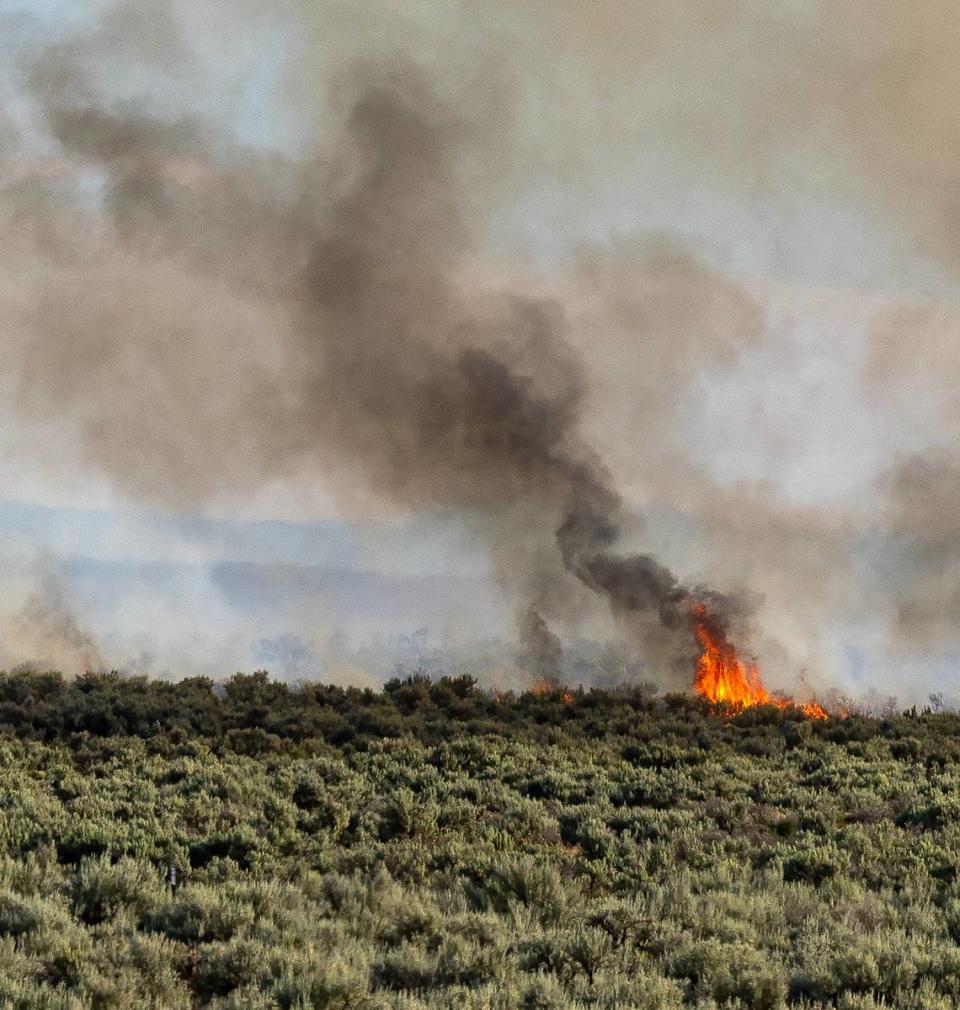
[
  {"x1": 22, "y1": 43, "x2": 750, "y2": 677},
  {"x1": 297, "y1": 70, "x2": 747, "y2": 671}
]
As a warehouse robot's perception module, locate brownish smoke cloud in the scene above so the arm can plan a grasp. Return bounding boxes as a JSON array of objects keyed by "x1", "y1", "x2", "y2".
[
  {"x1": 8, "y1": 0, "x2": 960, "y2": 696},
  {"x1": 1, "y1": 567, "x2": 101, "y2": 676},
  {"x1": 3, "y1": 10, "x2": 764, "y2": 677}
]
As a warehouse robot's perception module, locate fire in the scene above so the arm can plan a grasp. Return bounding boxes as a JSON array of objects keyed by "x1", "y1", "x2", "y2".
[
  {"x1": 531, "y1": 678, "x2": 575, "y2": 704},
  {"x1": 690, "y1": 603, "x2": 828, "y2": 719},
  {"x1": 799, "y1": 700, "x2": 829, "y2": 720},
  {"x1": 692, "y1": 608, "x2": 771, "y2": 707}
]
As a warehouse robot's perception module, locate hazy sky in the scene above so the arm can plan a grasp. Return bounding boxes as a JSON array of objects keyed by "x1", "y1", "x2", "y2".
[{"x1": 3, "y1": 1, "x2": 960, "y2": 701}]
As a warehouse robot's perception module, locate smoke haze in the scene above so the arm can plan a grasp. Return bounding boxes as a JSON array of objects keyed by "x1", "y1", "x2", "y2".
[{"x1": 3, "y1": 0, "x2": 960, "y2": 702}]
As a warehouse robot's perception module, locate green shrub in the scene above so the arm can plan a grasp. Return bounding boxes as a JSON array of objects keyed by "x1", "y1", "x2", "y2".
[
  {"x1": 0, "y1": 671, "x2": 959, "y2": 1007},
  {"x1": 146, "y1": 885, "x2": 256, "y2": 942},
  {"x1": 468, "y1": 856, "x2": 574, "y2": 926},
  {"x1": 194, "y1": 940, "x2": 266, "y2": 998},
  {"x1": 0, "y1": 890, "x2": 42, "y2": 936},
  {"x1": 70, "y1": 855, "x2": 159, "y2": 924}
]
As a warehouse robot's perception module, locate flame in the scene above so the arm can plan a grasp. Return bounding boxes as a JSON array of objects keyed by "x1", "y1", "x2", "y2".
[
  {"x1": 691, "y1": 605, "x2": 771, "y2": 707},
  {"x1": 690, "y1": 602, "x2": 828, "y2": 719},
  {"x1": 798, "y1": 700, "x2": 829, "y2": 720},
  {"x1": 531, "y1": 678, "x2": 575, "y2": 703}
]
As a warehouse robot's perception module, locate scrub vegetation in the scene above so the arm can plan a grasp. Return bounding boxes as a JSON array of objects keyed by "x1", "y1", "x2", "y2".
[{"x1": 0, "y1": 668, "x2": 958, "y2": 1008}]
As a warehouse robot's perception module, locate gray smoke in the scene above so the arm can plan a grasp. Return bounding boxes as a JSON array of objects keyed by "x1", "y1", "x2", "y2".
[
  {"x1": 3, "y1": 18, "x2": 753, "y2": 675},
  {"x1": 10, "y1": 1, "x2": 960, "y2": 699},
  {"x1": 2, "y1": 567, "x2": 102, "y2": 675},
  {"x1": 518, "y1": 606, "x2": 563, "y2": 687}
]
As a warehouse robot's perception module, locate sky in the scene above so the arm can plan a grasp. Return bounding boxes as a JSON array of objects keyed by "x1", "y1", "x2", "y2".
[{"x1": 3, "y1": 1, "x2": 960, "y2": 702}]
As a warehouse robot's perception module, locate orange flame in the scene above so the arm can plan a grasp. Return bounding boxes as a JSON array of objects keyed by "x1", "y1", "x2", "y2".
[
  {"x1": 798, "y1": 700, "x2": 829, "y2": 720},
  {"x1": 531, "y1": 678, "x2": 575, "y2": 703},
  {"x1": 691, "y1": 604, "x2": 771, "y2": 707},
  {"x1": 690, "y1": 603, "x2": 828, "y2": 719}
]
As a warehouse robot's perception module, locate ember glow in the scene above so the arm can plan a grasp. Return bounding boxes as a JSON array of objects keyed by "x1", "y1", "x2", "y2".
[{"x1": 690, "y1": 603, "x2": 828, "y2": 719}]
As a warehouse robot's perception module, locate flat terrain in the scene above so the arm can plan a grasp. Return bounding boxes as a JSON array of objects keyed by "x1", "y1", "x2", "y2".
[{"x1": 0, "y1": 670, "x2": 958, "y2": 1008}]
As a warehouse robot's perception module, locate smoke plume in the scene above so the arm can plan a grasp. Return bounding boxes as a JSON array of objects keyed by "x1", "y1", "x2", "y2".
[
  {"x1": 2, "y1": 13, "x2": 758, "y2": 677},
  {"x1": 7, "y1": 1, "x2": 960, "y2": 698},
  {"x1": 1, "y1": 567, "x2": 101, "y2": 676}
]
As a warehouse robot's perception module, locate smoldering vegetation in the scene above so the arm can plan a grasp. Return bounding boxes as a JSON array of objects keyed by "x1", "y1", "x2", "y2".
[{"x1": 4, "y1": 1, "x2": 960, "y2": 698}]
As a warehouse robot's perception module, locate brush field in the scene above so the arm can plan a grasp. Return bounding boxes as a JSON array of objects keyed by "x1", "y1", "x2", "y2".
[{"x1": 0, "y1": 670, "x2": 959, "y2": 1009}]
